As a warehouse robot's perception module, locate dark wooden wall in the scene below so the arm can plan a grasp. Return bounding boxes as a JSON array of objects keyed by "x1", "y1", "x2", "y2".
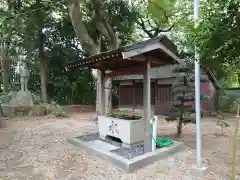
[
  {"x1": 118, "y1": 82, "x2": 173, "y2": 107},
  {"x1": 155, "y1": 85, "x2": 173, "y2": 104},
  {"x1": 117, "y1": 72, "x2": 217, "y2": 114}
]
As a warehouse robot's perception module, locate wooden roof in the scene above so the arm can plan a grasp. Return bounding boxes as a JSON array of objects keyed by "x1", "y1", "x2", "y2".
[
  {"x1": 113, "y1": 65, "x2": 173, "y2": 80},
  {"x1": 65, "y1": 35, "x2": 184, "y2": 77},
  {"x1": 113, "y1": 65, "x2": 220, "y2": 89}
]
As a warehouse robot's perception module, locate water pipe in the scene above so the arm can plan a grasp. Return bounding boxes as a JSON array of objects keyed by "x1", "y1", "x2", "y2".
[{"x1": 151, "y1": 116, "x2": 158, "y2": 152}]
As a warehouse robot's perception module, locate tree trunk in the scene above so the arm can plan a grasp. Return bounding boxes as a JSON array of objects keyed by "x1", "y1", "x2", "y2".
[
  {"x1": 35, "y1": 0, "x2": 48, "y2": 103},
  {"x1": 1, "y1": 58, "x2": 10, "y2": 92},
  {"x1": 0, "y1": 39, "x2": 11, "y2": 93},
  {"x1": 67, "y1": 0, "x2": 99, "y2": 55},
  {"x1": 39, "y1": 58, "x2": 47, "y2": 103},
  {"x1": 66, "y1": 0, "x2": 120, "y2": 114},
  {"x1": 67, "y1": 0, "x2": 101, "y2": 112},
  {"x1": 237, "y1": 72, "x2": 240, "y2": 87},
  {"x1": 177, "y1": 105, "x2": 184, "y2": 136},
  {"x1": 38, "y1": 31, "x2": 48, "y2": 103},
  {"x1": 177, "y1": 117, "x2": 183, "y2": 136}
]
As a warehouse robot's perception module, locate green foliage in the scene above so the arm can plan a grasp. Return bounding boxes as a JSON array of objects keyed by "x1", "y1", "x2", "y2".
[
  {"x1": 216, "y1": 119, "x2": 230, "y2": 133},
  {"x1": 32, "y1": 94, "x2": 41, "y2": 105},
  {"x1": 165, "y1": 115, "x2": 178, "y2": 121},
  {"x1": 45, "y1": 32, "x2": 96, "y2": 105},
  {"x1": 0, "y1": 11, "x2": 8, "y2": 26},
  {"x1": 0, "y1": 91, "x2": 17, "y2": 104},
  {"x1": 148, "y1": 0, "x2": 174, "y2": 26},
  {"x1": 0, "y1": 0, "x2": 139, "y2": 106},
  {"x1": 107, "y1": 112, "x2": 142, "y2": 120},
  {"x1": 218, "y1": 91, "x2": 239, "y2": 113},
  {"x1": 171, "y1": 0, "x2": 240, "y2": 84},
  {"x1": 46, "y1": 101, "x2": 69, "y2": 117},
  {"x1": 166, "y1": 61, "x2": 209, "y2": 135},
  {"x1": 105, "y1": 0, "x2": 139, "y2": 44},
  {"x1": 4, "y1": 0, "x2": 239, "y2": 115}
]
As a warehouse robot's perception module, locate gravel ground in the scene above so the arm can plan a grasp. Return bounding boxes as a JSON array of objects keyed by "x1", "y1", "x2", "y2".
[
  {"x1": 0, "y1": 113, "x2": 239, "y2": 180},
  {"x1": 111, "y1": 144, "x2": 145, "y2": 159}
]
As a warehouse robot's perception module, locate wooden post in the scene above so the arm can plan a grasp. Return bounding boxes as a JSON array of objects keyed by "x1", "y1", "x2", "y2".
[
  {"x1": 155, "y1": 80, "x2": 157, "y2": 110},
  {"x1": 133, "y1": 81, "x2": 136, "y2": 114},
  {"x1": 96, "y1": 70, "x2": 100, "y2": 113},
  {"x1": 105, "y1": 76, "x2": 112, "y2": 114},
  {"x1": 143, "y1": 60, "x2": 152, "y2": 152},
  {"x1": 99, "y1": 70, "x2": 105, "y2": 115}
]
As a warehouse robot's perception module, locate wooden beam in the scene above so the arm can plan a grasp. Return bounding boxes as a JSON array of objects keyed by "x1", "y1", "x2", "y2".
[
  {"x1": 129, "y1": 56, "x2": 147, "y2": 62},
  {"x1": 148, "y1": 56, "x2": 165, "y2": 66},
  {"x1": 143, "y1": 53, "x2": 173, "y2": 66},
  {"x1": 106, "y1": 71, "x2": 142, "y2": 77},
  {"x1": 105, "y1": 66, "x2": 144, "y2": 77}
]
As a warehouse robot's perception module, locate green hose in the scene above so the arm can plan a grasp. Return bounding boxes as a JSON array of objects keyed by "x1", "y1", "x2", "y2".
[{"x1": 149, "y1": 123, "x2": 174, "y2": 147}]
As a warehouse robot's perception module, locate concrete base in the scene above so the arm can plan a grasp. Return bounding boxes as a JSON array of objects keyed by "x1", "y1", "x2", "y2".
[
  {"x1": 68, "y1": 136, "x2": 185, "y2": 173},
  {"x1": 191, "y1": 165, "x2": 208, "y2": 177}
]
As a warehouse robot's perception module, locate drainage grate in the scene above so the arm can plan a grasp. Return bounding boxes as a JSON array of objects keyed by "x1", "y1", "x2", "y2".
[
  {"x1": 111, "y1": 144, "x2": 145, "y2": 159},
  {"x1": 77, "y1": 133, "x2": 162, "y2": 159}
]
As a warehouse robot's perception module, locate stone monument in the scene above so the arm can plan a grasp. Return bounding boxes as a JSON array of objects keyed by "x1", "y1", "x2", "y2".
[
  {"x1": 1, "y1": 65, "x2": 45, "y2": 118},
  {"x1": 1, "y1": 65, "x2": 34, "y2": 117},
  {"x1": 9, "y1": 65, "x2": 34, "y2": 108},
  {"x1": 20, "y1": 65, "x2": 30, "y2": 91}
]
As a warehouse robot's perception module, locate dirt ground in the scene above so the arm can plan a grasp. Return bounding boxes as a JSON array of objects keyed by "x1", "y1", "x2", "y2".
[{"x1": 0, "y1": 112, "x2": 239, "y2": 180}]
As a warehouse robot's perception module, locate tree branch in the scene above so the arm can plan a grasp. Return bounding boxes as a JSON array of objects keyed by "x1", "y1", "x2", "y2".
[
  {"x1": 136, "y1": 16, "x2": 154, "y2": 38},
  {"x1": 65, "y1": 0, "x2": 99, "y2": 55},
  {"x1": 92, "y1": 0, "x2": 120, "y2": 49},
  {"x1": 152, "y1": 24, "x2": 175, "y2": 36},
  {"x1": 145, "y1": 14, "x2": 156, "y2": 29}
]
